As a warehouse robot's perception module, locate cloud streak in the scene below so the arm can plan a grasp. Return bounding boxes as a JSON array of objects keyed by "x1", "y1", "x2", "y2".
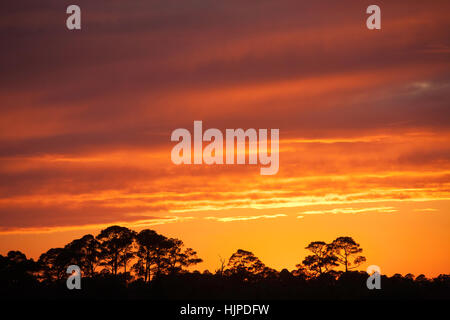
[
  {"x1": 0, "y1": 0, "x2": 449, "y2": 235},
  {"x1": 204, "y1": 214, "x2": 287, "y2": 223},
  {"x1": 298, "y1": 207, "x2": 398, "y2": 217}
]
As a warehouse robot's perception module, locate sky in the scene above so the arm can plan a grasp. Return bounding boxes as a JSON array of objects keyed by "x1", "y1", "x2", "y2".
[{"x1": 0, "y1": 0, "x2": 449, "y2": 277}]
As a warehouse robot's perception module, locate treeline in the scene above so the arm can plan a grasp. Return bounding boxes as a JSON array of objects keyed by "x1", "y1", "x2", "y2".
[
  {"x1": 0, "y1": 225, "x2": 449, "y2": 299},
  {"x1": 22, "y1": 226, "x2": 203, "y2": 283}
]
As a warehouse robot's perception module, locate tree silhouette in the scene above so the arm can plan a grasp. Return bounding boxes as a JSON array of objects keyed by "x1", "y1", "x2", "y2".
[
  {"x1": 96, "y1": 226, "x2": 136, "y2": 275},
  {"x1": 2, "y1": 229, "x2": 449, "y2": 300},
  {"x1": 215, "y1": 255, "x2": 226, "y2": 276},
  {"x1": 329, "y1": 237, "x2": 366, "y2": 272},
  {"x1": 225, "y1": 249, "x2": 275, "y2": 281},
  {"x1": 133, "y1": 230, "x2": 202, "y2": 280},
  {"x1": 164, "y1": 238, "x2": 203, "y2": 274},
  {"x1": 133, "y1": 229, "x2": 170, "y2": 282},
  {"x1": 0, "y1": 251, "x2": 37, "y2": 286},
  {"x1": 302, "y1": 241, "x2": 338, "y2": 276},
  {"x1": 416, "y1": 274, "x2": 428, "y2": 282},
  {"x1": 405, "y1": 273, "x2": 415, "y2": 281},
  {"x1": 293, "y1": 262, "x2": 312, "y2": 279},
  {"x1": 38, "y1": 248, "x2": 72, "y2": 281},
  {"x1": 64, "y1": 234, "x2": 100, "y2": 277}
]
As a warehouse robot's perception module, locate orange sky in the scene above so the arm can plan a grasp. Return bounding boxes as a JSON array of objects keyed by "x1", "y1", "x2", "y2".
[{"x1": 0, "y1": 0, "x2": 449, "y2": 277}]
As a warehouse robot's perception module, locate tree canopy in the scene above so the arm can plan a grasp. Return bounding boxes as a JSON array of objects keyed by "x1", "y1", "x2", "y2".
[{"x1": 1, "y1": 229, "x2": 448, "y2": 300}]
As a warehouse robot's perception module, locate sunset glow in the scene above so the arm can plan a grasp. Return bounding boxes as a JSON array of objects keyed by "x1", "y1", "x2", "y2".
[{"x1": 1, "y1": 0, "x2": 449, "y2": 278}]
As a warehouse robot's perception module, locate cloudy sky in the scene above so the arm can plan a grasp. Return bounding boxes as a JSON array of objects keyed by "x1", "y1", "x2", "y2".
[{"x1": 0, "y1": 0, "x2": 449, "y2": 276}]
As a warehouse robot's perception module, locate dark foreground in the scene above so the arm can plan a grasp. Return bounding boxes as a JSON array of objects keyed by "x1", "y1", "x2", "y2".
[{"x1": 2, "y1": 271, "x2": 449, "y2": 300}]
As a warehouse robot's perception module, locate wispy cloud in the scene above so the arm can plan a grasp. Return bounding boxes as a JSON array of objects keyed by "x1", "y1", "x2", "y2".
[
  {"x1": 204, "y1": 214, "x2": 287, "y2": 222},
  {"x1": 298, "y1": 207, "x2": 398, "y2": 217},
  {"x1": 0, "y1": 215, "x2": 195, "y2": 235},
  {"x1": 0, "y1": 0, "x2": 449, "y2": 234}
]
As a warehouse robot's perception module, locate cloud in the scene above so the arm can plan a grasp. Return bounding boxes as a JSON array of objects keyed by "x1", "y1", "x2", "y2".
[
  {"x1": 0, "y1": 215, "x2": 194, "y2": 235},
  {"x1": 0, "y1": 133, "x2": 449, "y2": 231},
  {"x1": 298, "y1": 207, "x2": 398, "y2": 217},
  {"x1": 0, "y1": 0, "x2": 449, "y2": 233},
  {"x1": 204, "y1": 214, "x2": 287, "y2": 222}
]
